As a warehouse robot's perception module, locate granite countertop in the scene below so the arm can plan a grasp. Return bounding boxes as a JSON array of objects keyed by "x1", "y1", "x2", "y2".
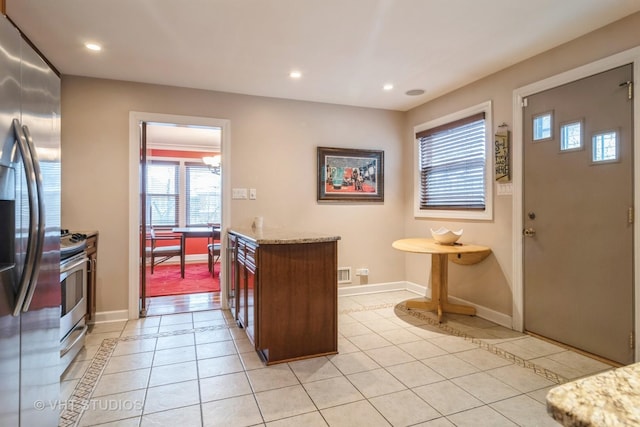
[
  {"x1": 229, "y1": 227, "x2": 341, "y2": 245},
  {"x1": 546, "y1": 362, "x2": 640, "y2": 426}
]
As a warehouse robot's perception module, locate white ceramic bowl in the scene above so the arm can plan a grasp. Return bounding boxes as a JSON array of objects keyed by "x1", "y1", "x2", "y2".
[{"x1": 430, "y1": 227, "x2": 463, "y2": 245}]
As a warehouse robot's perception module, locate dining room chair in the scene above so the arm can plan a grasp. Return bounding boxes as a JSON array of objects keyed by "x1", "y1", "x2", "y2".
[
  {"x1": 147, "y1": 227, "x2": 184, "y2": 277},
  {"x1": 207, "y1": 225, "x2": 221, "y2": 276}
]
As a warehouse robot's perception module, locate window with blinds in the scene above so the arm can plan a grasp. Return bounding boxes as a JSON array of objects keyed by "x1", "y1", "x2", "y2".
[
  {"x1": 414, "y1": 101, "x2": 492, "y2": 220},
  {"x1": 186, "y1": 163, "x2": 221, "y2": 226},
  {"x1": 147, "y1": 161, "x2": 179, "y2": 226}
]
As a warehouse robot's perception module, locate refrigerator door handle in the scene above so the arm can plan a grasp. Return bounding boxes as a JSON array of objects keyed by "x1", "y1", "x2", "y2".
[
  {"x1": 20, "y1": 124, "x2": 46, "y2": 312},
  {"x1": 11, "y1": 119, "x2": 40, "y2": 317}
]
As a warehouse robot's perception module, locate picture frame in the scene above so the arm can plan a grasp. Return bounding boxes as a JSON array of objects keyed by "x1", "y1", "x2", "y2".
[{"x1": 317, "y1": 146, "x2": 384, "y2": 202}]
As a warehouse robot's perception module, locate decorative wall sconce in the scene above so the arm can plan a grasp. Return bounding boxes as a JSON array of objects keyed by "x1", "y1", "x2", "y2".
[{"x1": 202, "y1": 155, "x2": 221, "y2": 174}]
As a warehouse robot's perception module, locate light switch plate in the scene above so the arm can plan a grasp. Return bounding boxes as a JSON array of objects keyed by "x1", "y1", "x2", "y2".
[
  {"x1": 249, "y1": 188, "x2": 257, "y2": 200},
  {"x1": 232, "y1": 188, "x2": 248, "y2": 199},
  {"x1": 497, "y1": 182, "x2": 513, "y2": 196}
]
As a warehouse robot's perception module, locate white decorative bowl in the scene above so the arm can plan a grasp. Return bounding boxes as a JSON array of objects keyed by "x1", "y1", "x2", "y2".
[{"x1": 430, "y1": 227, "x2": 463, "y2": 245}]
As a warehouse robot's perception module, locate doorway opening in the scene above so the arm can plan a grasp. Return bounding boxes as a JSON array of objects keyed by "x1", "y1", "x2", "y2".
[
  {"x1": 143, "y1": 122, "x2": 222, "y2": 316},
  {"x1": 128, "y1": 112, "x2": 231, "y2": 320}
]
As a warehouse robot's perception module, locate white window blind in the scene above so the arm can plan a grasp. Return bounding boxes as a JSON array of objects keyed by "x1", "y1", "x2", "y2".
[
  {"x1": 186, "y1": 163, "x2": 221, "y2": 226},
  {"x1": 147, "y1": 161, "x2": 179, "y2": 226},
  {"x1": 417, "y1": 112, "x2": 486, "y2": 210}
]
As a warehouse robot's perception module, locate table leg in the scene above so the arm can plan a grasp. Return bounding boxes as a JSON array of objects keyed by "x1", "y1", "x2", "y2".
[
  {"x1": 439, "y1": 255, "x2": 475, "y2": 317},
  {"x1": 180, "y1": 234, "x2": 186, "y2": 278},
  {"x1": 406, "y1": 253, "x2": 476, "y2": 322}
]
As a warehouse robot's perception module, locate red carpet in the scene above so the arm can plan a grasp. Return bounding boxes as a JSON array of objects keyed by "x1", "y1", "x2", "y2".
[{"x1": 146, "y1": 262, "x2": 220, "y2": 297}]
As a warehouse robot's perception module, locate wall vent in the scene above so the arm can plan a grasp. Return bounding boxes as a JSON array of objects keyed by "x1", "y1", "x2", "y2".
[{"x1": 337, "y1": 267, "x2": 351, "y2": 284}]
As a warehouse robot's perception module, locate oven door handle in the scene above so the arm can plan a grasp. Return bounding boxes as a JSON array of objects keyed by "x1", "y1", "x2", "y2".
[
  {"x1": 60, "y1": 257, "x2": 88, "y2": 275},
  {"x1": 60, "y1": 324, "x2": 89, "y2": 357}
]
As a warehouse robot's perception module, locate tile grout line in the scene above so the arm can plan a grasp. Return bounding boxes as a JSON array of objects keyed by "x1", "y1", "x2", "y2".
[
  {"x1": 392, "y1": 302, "x2": 569, "y2": 384},
  {"x1": 60, "y1": 300, "x2": 568, "y2": 426},
  {"x1": 340, "y1": 301, "x2": 569, "y2": 383}
]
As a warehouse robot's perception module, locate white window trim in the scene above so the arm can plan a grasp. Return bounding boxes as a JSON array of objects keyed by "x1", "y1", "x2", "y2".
[{"x1": 413, "y1": 100, "x2": 493, "y2": 220}]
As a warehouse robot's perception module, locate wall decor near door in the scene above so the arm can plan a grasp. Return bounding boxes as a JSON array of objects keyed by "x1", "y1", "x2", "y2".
[
  {"x1": 494, "y1": 124, "x2": 510, "y2": 182},
  {"x1": 317, "y1": 146, "x2": 384, "y2": 202}
]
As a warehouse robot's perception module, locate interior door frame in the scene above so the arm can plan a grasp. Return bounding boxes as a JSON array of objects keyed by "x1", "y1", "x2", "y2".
[
  {"x1": 512, "y1": 46, "x2": 640, "y2": 362},
  {"x1": 127, "y1": 112, "x2": 231, "y2": 319}
]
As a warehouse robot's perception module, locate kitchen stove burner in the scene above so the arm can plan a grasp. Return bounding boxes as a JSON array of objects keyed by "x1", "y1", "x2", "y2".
[{"x1": 60, "y1": 230, "x2": 87, "y2": 260}]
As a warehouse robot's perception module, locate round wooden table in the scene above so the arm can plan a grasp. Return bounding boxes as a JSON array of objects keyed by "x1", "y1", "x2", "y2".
[{"x1": 392, "y1": 238, "x2": 491, "y2": 322}]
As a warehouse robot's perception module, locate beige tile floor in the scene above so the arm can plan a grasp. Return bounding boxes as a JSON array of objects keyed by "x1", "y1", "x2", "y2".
[{"x1": 60, "y1": 291, "x2": 613, "y2": 426}]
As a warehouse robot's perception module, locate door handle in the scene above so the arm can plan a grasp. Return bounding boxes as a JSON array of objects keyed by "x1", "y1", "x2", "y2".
[
  {"x1": 523, "y1": 228, "x2": 536, "y2": 237},
  {"x1": 12, "y1": 119, "x2": 38, "y2": 317},
  {"x1": 21, "y1": 124, "x2": 46, "y2": 313}
]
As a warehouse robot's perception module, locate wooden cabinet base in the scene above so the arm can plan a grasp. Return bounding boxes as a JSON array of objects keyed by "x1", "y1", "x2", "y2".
[
  {"x1": 85, "y1": 232, "x2": 99, "y2": 323},
  {"x1": 259, "y1": 349, "x2": 338, "y2": 366},
  {"x1": 231, "y1": 230, "x2": 339, "y2": 366}
]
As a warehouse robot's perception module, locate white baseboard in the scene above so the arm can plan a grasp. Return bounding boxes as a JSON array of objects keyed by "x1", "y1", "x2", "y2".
[
  {"x1": 100, "y1": 281, "x2": 512, "y2": 328},
  {"x1": 338, "y1": 281, "x2": 425, "y2": 296},
  {"x1": 91, "y1": 310, "x2": 130, "y2": 324},
  {"x1": 445, "y1": 294, "x2": 513, "y2": 328},
  {"x1": 339, "y1": 280, "x2": 513, "y2": 329}
]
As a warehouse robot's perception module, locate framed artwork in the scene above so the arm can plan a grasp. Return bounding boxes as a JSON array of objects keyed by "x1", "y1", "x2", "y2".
[{"x1": 317, "y1": 146, "x2": 384, "y2": 202}]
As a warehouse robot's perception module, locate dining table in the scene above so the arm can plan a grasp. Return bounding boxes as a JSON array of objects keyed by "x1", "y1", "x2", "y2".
[
  {"x1": 392, "y1": 238, "x2": 491, "y2": 322},
  {"x1": 171, "y1": 227, "x2": 221, "y2": 278}
]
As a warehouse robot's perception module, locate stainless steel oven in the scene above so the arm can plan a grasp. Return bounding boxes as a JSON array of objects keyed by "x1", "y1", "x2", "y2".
[{"x1": 59, "y1": 250, "x2": 88, "y2": 374}]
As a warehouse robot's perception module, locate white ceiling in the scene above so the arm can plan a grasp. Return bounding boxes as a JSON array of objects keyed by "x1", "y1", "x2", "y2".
[{"x1": 7, "y1": 0, "x2": 640, "y2": 113}]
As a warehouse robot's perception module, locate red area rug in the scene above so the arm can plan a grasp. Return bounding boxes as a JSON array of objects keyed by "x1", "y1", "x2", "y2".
[{"x1": 146, "y1": 262, "x2": 220, "y2": 297}]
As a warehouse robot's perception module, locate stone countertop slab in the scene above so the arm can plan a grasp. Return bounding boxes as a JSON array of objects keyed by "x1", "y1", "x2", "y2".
[
  {"x1": 546, "y1": 362, "x2": 640, "y2": 426},
  {"x1": 229, "y1": 227, "x2": 341, "y2": 245}
]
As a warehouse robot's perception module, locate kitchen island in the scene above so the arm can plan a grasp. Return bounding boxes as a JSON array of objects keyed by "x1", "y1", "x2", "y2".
[
  {"x1": 546, "y1": 362, "x2": 640, "y2": 426},
  {"x1": 228, "y1": 227, "x2": 341, "y2": 365}
]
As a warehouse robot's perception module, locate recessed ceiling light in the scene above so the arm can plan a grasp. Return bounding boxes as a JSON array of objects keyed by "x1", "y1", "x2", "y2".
[
  {"x1": 405, "y1": 89, "x2": 425, "y2": 96},
  {"x1": 85, "y1": 42, "x2": 102, "y2": 52},
  {"x1": 289, "y1": 70, "x2": 302, "y2": 79},
  {"x1": 383, "y1": 84, "x2": 394, "y2": 91}
]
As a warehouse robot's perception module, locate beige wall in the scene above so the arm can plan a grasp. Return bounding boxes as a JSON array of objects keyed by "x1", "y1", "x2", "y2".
[
  {"x1": 61, "y1": 79, "x2": 405, "y2": 315},
  {"x1": 404, "y1": 12, "x2": 640, "y2": 316},
  {"x1": 62, "y1": 11, "x2": 640, "y2": 320}
]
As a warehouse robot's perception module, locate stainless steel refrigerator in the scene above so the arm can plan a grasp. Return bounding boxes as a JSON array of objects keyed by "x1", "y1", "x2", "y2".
[{"x1": 0, "y1": 14, "x2": 61, "y2": 427}]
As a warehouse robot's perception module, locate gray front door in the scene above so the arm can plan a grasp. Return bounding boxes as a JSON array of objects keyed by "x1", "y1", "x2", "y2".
[{"x1": 523, "y1": 64, "x2": 634, "y2": 365}]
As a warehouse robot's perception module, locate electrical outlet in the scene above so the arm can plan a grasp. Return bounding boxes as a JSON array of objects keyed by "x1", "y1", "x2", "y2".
[{"x1": 249, "y1": 188, "x2": 257, "y2": 200}]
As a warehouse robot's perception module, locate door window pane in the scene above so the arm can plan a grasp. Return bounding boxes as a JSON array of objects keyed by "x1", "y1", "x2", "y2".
[
  {"x1": 592, "y1": 131, "x2": 618, "y2": 162},
  {"x1": 533, "y1": 112, "x2": 552, "y2": 141},
  {"x1": 560, "y1": 121, "x2": 582, "y2": 151}
]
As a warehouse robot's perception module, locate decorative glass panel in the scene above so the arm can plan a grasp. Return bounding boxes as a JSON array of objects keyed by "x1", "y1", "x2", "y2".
[
  {"x1": 533, "y1": 112, "x2": 552, "y2": 141},
  {"x1": 592, "y1": 132, "x2": 618, "y2": 162},
  {"x1": 560, "y1": 121, "x2": 582, "y2": 151}
]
